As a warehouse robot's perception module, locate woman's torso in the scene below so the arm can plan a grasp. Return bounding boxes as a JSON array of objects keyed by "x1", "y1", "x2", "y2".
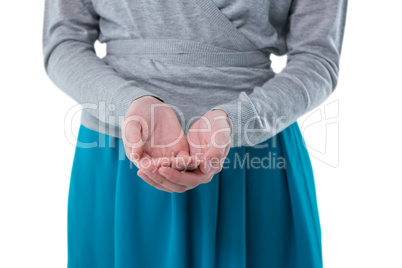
[{"x1": 90, "y1": 0, "x2": 292, "y2": 132}]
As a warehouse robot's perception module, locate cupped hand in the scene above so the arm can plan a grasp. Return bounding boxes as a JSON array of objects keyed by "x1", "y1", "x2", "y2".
[
  {"x1": 121, "y1": 96, "x2": 199, "y2": 192},
  {"x1": 155, "y1": 109, "x2": 232, "y2": 193}
]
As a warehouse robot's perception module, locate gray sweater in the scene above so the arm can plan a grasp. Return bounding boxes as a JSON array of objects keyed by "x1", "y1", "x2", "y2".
[{"x1": 42, "y1": 0, "x2": 348, "y2": 148}]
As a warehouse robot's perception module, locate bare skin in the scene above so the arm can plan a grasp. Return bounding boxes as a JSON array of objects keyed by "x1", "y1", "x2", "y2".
[
  {"x1": 155, "y1": 109, "x2": 232, "y2": 192},
  {"x1": 121, "y1": 95, "x2": 232, "y2": 193}
]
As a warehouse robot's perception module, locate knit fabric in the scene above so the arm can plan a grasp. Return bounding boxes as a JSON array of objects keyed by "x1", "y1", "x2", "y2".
[{"x1": 42, "y1": 0, "x2": 348, "y2": 147}]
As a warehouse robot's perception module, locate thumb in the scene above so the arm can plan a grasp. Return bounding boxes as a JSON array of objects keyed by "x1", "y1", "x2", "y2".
[{"x1": 121, "y1": 115, "x2": 148, "y2": 162}]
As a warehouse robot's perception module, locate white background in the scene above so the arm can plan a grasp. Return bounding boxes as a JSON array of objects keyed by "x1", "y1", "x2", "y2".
[{"x1": 0, "y1": 1, "x2": 401, "y2": 267}]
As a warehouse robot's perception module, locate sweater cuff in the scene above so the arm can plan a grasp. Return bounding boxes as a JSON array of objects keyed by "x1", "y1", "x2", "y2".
[
  {"x1": 111, "y1": 82, "x2": 164, "y2": 127},
  {"x1": 209, "y1": 91, "x2": 266, "y2": 148}
]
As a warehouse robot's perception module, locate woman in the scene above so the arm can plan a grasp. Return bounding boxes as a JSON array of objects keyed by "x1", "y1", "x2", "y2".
[{"x1": 43, "y1": 0, "x2": 348, "y2": 267}]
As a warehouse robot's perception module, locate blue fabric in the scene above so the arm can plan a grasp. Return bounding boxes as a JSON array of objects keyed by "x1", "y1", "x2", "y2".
[{"x1": 67, "y1": 121, "x2": 322, "y2": 268}]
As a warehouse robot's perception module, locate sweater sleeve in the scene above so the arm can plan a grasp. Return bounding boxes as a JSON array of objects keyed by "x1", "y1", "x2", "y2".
[
  {"x1": 42, "y1": 0, "x2": 164, "y2": 129},
  {"x1": 211, "y1": 0, "x2": 348, "y2": 147}
]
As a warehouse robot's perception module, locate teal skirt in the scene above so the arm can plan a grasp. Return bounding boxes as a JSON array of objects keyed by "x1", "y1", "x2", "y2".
[{"x1": 67, "y1": 122, "x2": 322, "y2": 268}]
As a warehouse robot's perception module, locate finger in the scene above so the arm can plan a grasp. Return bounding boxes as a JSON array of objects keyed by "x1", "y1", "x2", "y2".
[
  {"x1": 133, "y1": 152, "x2": 155, "y2": 171},
  {"x1": 145, "y1": 156, "x2": 189, "y2": 170},
  {"x1": 122, "y1": 123, "x2": 143, "y2": 161},
  {"x1": 184, "y1": 155, "x2": 201, "y2": 171},
  {"x1": 171, "y1": 150, "x2": 191, "y2": 170},
  {"x1": 199, "y1": 146, "x2": 225, "y2": 174},
  {"x1": 138, "y1": 155, "x2": 183, "y2": 172},
  {"x1": 139, "y1": 168, "x2": 189, "y2": 193},
  {"x1": 124, "y1": 144, "x2": 142, "y2": 164},
  {"x1": 157, "y1": 155, "x2": 199, "y2": 171},
  {"x1": 139, "y1": 155, "x2": 190, "y2": 192},
  {"x1": 122, "y1": 114, "x2": 149, "y2": 161},
  {"x1": 137, "y1": 169, "x2": 174, "y2": 193},
  {"x1": 154, "y1": 154, "x2": 194, "y2": 171},
  {"x1": 150, "y1": 156, "x2": 173, "y2": 169},
  {"x1": 146, "y1": 155, "x2": 186, "y2": 171},
  {"x1": 158, "y1": 166, "x2": 213, "y2": 188}
]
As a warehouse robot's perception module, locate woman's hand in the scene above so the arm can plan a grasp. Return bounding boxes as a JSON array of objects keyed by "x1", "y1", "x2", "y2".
[
  {"x1": 154, "y1": 109, "x2": 232, "y2": 193},
  {"x1": 121, "y1": 96, "x2": 198, "y2": 192}
]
